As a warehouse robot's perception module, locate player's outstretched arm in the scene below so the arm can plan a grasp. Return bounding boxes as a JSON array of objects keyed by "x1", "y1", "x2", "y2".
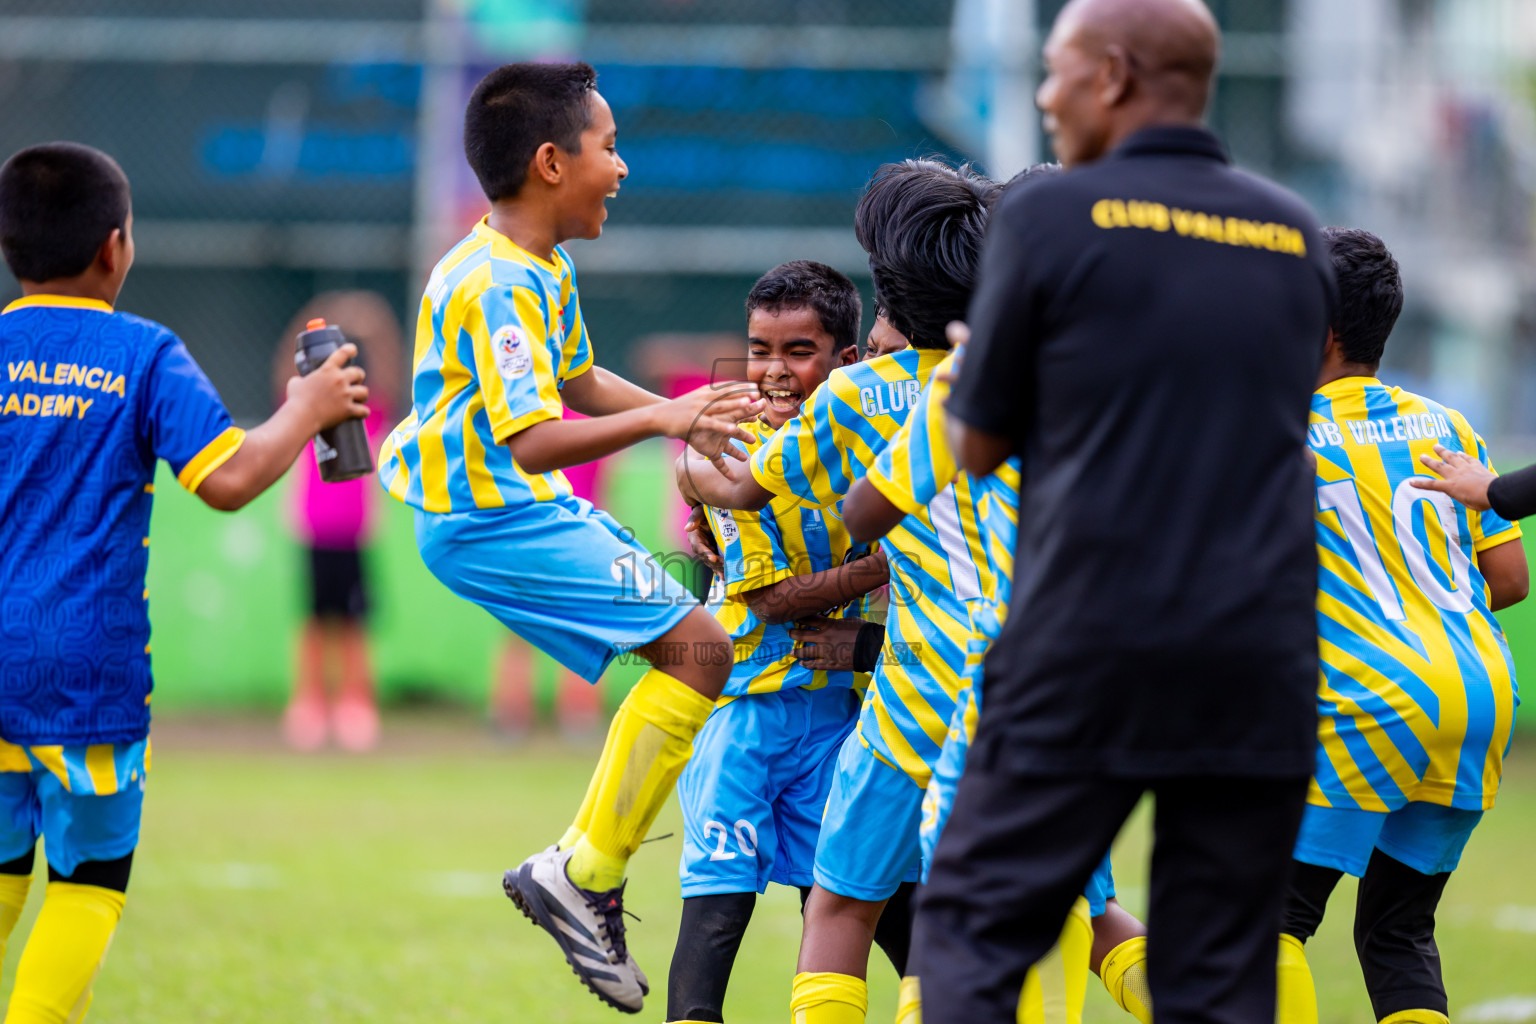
[
  {"x1": 1416, "y1": 443, "x2": 1536, "y2": 524},
  {"x1": 511, "y1": 382, "x2": 763, "y2": 475},
  {"x1": 744, "y1": 549, "x2": 889, "y2": 625},
  {"x1": 198, "y1": 345, "x2": 368, "y2": 511},
  {"x1": 560, "y1": 364, "x2": 665, "y2": 416},
  {"x1": 1478, "y1": 537, "x2": 1529, "y2": 611},
  {"x1": 843, "y1": 478, "x2": 907, "y2": 543},
  {"x1": 674, "y1": 446, "x2": 773, "y2": 512}
]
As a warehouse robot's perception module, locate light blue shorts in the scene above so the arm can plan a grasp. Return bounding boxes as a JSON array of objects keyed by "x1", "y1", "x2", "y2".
[
  {"x1": 415, "y1": 499, "x2": 696, "y2": 683},
  {"x1": 1082, "y1": 852, "x2": 1117, "y2": 918},
  {"x1": 920, "y1": 678, "x2": 1116, "y2": 914},
  {"x1": 812, "y1": 732, "x2": 925, "y2": 901},
  {"x1": 678, "y1": 686, "x2": 859, "y2": 896},
  {"x1": 0, "y1": 769, "x2": 143, "y2": 877},
  {"x1": 1294, "y1": 801, "x2": 1484, "y2": 877}
]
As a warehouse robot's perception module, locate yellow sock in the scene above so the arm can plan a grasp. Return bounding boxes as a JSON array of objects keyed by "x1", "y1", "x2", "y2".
[
  {"x1": 791, "y1": 972, "x2": 868, "y2": 1024},
  {"x1": 5, "y1": 882, "x2": 125, "y2": 1024},
  {"x1": 1378, "y1": 1011, "x2": 1449, "y2": 1024},
  {"x1": 1275, "y1": 934, "x2": 1316, "y2": 1024},
  {"x1": 1101, "y1": 935, "x2": 1152, "y2": 1024},
  {"x1": 896, "y1": 976, "x2": 922, "y2": 1024},
  {"x1": 564, "y1": 669, "x2": 714, "y2": 892},
  {"x1": 1017, "y1": 898, "x2": 1091, "y2": 1024},
  {"x1": 1019, "y1": 955, "x2": 1050, "y2": 1024},
  {"x1": 1059, "y1": 898, "x2": 1092, "y2": 1024},
  {"x1": 0, "y1": 872, "x2": 32, "y2": 969}
]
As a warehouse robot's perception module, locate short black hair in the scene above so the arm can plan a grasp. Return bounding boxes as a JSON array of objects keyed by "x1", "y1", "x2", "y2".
[
  {"x1": 464, "y1": 62, "x2": 598, "y2": 201},
  {"x1": 1323, "y1": 227, "x2": 1403, "y2": 368},
  {"x1": 745, "y1": 260, "x2": 862, "y2": 353},
  {"x1": 854, "y1": 159, "x2": 999, "y2": 348},
  {"x1": 0, "y1": 142, "x2": 130, "y2": 283}
]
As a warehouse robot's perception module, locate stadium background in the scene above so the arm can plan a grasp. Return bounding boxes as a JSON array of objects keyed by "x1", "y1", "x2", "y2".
[{"x1": 2, "y1": 3, "x2": 1536, "y2": 1023}]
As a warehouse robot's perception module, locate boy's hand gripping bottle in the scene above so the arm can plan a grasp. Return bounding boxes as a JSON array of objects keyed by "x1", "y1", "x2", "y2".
[{"x1": 295, "y1": 318, "x2": 374, "y2": 482}]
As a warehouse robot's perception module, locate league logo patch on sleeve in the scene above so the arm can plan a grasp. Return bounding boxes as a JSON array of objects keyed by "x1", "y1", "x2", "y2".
[
  {"x1": 492, "y1": 325, "x2": 534, "y2": 382},
  {"x1": 713, "y1": 508, "x2": 740, "y2": 545}
]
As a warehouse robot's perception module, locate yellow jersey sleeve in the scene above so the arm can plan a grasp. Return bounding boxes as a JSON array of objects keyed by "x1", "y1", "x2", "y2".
[
  {"x1": 706, "y1": 504, "x2": 797, "y2": 597},
  {"x1": 1451, "y1": 411, "x2": 1523, "y2": 552}
]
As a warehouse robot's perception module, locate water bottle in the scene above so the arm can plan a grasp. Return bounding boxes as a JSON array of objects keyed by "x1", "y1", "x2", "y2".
[{"x1": 294, "y1": 318, "x2": 374, "y2": 483}]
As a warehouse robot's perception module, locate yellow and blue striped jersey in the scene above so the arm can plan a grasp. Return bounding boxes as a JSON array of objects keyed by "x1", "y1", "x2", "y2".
[
  {"x1": 379, "y1": 218, "x2": 594, "y2": 512},
  {"x1": 751, "y1": 347, "x2": 978, "y2": 787},
  {"x1": 0, "y1": 737, "x2": 148, "y2": 796},
  {"x1": 866, "y1": 347, "x2": 1022, "y2": 645},
  {"x1": 704, "y1": 419, "x2": 867, "y2": 698},
  {"x1": 1310, "y1": 376, "x2": 1521, "y2": 812}
]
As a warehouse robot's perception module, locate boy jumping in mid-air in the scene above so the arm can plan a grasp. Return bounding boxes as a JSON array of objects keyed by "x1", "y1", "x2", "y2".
[
  {"x1": 0, "y1": 142, "x2": 367, "y2": 1023},
  {"x1": 375, "y1": 63, "x2": 761, "y2": 1014},
  {"x1": 666, "y1": 261, "x2": 902, "y2": 1024},
  {"x1": 685, "y1": 159, "x2": 995, "y2": 1024},
  {"x1": 1276, "y1": 228, "x2": 1527, "y2": 1024}
]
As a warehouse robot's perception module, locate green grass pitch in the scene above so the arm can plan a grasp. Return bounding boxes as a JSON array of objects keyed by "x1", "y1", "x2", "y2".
[{"x1": 12, "y1": 719, "x2": 1536, "y2": 1024}]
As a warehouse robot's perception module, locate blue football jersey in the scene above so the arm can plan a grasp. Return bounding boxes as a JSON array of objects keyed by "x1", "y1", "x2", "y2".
[{"x1": 0, "y1": 296, "x2": 242, "y2": 745}]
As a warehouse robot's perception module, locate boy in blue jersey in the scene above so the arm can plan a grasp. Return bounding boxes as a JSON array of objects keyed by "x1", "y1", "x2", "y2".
[
  {"x1": 667, "y1": 261, "x2": 905, "y2": 1024},
  {"x1": 376, "y1": 63, "x2": 762, "y2": 1014},
  {"x1": 686, "y1": 159, "x2": 995, "y2": 1024},
  {"x1": 1276, "y1": 229, "x2": 1528, "y2": 1024},
  {"x1": 0, "y1": 142, "x2": 367, "y2": 1023}
]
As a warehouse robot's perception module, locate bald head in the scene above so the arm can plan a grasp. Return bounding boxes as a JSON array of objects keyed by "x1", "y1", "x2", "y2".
[{"x1": 1037, "y1": 0, "x2": 1220, "y2": 167}]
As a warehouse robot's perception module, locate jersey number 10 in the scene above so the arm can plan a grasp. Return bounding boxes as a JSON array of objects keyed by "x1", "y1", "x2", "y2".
[{"x1": 1316, "y1": 477, "x2": 1474, "y2": 620}]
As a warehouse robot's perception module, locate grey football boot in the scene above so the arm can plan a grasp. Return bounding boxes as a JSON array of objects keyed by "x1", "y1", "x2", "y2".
[{"x1": 504, "y1": 845, "x2": 647, "y2": 1014}]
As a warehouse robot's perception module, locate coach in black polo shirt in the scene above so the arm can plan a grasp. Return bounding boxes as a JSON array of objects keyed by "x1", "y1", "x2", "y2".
[{"x1": 910, "y1": 1, "x2": 1336, "y2": 1023}]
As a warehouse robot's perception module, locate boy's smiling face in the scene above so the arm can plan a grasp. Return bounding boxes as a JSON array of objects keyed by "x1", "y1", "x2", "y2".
[
  {"x1": 747, "y1": 305, "x2": 857, "y2": 429},
  {"x1": 561, "y1": 91, "x2": 628, "y2": 241}
]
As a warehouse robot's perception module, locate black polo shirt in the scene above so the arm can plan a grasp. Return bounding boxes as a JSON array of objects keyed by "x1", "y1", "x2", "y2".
[{"x1": 949, "y1": 125, "x2": 1335, "y2": 779}]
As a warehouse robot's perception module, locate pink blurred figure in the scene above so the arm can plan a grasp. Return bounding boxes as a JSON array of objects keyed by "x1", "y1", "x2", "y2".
[{"x1": 273, "y1": 293, "x2": 403, "y2": 753}]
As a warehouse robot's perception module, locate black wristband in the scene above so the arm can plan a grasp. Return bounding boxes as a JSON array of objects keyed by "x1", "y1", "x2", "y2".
[
  {"x1": 1488, "y1": 465, "x2": 1536, "y2": 522},
  {"x1": 853, "y1": 621, "x2": 885, "y2": 673}
]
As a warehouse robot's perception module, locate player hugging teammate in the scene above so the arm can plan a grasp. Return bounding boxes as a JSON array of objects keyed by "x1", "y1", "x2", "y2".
[{"x1": 841, "y1": 162, "x2": 1153, "y2": 1024}]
